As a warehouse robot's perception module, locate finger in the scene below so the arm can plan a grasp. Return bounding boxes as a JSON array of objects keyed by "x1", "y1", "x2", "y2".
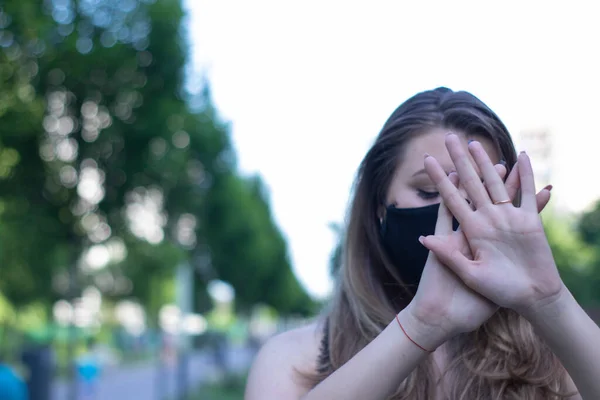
[
  {"x1": 454, "y1": 176, "x2": 476, "y2": 212},
  {"x1": 506, "y1": 163, "x2": 552, "y2": 212},
  {"x1": 493, "y1": 163, "x2": 507, "y2": 181},
  {"x1": 458, "y1": 164, "x2": 506, "y2": 210},
  {"x1": 486, "y1": 163, "x2": 507, "y2": 199},
  {"x1": 536, "y1": 185, "x2": 552, "y2": 212},
  {"x1": 445, "y1": 134, "x2": 490, "y2": 209},
  {"x1": 504, "y1": 161, "x2": 521, "y2": 202},
  {"x1": 420, "y1": 234, "x2": 479, "y2": 289},
  {"x1": 448, "y1": 173, "x2": 469, "y2": 232},
  {"x1": 424, "y1": 154, "x2": 472, "y2": 222},
  {"x1": 448, "y1": 171, "x2": 460, "y2": 188},
  {"x1": 468, "y1": 140, "x2": 510, "y2": 204},
  {"x1": 518, "y1": 151, "x2": 537, "y2": 211},
  {"x1": 435, "y1": 199, "x2": 453, "y2": 234}
]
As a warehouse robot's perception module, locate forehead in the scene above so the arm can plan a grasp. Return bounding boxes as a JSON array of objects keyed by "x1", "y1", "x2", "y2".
[{"x1": 399, "y1": 127, "x2": 500, "y2": 175}]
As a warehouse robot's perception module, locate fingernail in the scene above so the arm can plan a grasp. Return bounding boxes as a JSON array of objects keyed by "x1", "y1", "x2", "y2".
[
  {"x1": 468, "y1": 139, "x2": 474, "y2": 144},
  {"x1": 544, "y1": 184, "x2": 553, "y2": 192},
  {"x1": 499, "y1": 159, "x2": 506, "y2": 166},
  {"x1": 424, "y1": 153, "x2": 430, "y2": 159},
  {"x1": 418, "y1": 235, "x2": 425, "y2": 245}
]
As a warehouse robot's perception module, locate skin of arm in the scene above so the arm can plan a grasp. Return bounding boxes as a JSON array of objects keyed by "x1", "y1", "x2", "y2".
[
  {"x1": 245, "y1": 308, "x2": 447, "y2": 400},
  {"x1": 522, "y1": 284, "x2": 598, "y2": 400}
]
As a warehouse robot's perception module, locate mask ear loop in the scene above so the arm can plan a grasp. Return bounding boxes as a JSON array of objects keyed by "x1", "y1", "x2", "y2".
[
  {"x1": 378, "y1": 202, "x2": 394, "y2": 230},
  {"x1": 379, "y1": 204, "x2": 397, "y2": 235},
  {"x1": 379, "y1": 208, "x2": 387, "y2": 236}
]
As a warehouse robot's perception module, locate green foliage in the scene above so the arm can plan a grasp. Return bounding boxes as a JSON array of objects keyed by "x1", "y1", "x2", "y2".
[
  {"x1": 0, "y1": 0, "x2": 311, "y2": 317},
  {"x1": 575, "y1": 200, "x2": 600, "y2": 306},
  {"x1": 328, "y1": 222, "x2": 343, "y2": 278},
  {"x1": 205, "y1": 174, "x2": 315, "y2": 314},
  {"x1": 192, "y1": 373, "x2": 247, "y2": 400},
  {"x1": 543, "y1": 211, "x2": 599, "y2": 306},
  {"x1": 579, "y1": 200, "x2": 600, "y2": 247}
]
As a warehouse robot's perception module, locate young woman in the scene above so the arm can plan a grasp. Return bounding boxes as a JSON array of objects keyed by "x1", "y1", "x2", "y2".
[{"x1": 245, "y1": 88, "x2": 599, "y2": 399}]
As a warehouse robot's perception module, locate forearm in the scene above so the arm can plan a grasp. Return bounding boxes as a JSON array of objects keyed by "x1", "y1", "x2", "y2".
[
  {"x1": 524, "y1": 284, "x2": 600, "y2": 399},
  {"x1": 301, "y1": 308, "x2": 445, "y2": 400}
]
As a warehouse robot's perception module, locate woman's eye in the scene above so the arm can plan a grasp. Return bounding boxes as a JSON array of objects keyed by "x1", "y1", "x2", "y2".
[{"x1": 417, "y1": 189, "x2": 439, "y2": 200}]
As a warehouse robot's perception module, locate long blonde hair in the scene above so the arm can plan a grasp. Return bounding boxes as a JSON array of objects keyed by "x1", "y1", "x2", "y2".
[{"x1": 304, "y1": 88, "x2": 573, "y2": 399}]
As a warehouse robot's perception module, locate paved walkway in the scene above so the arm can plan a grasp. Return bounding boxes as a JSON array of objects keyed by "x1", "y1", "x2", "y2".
[{"x1": 52, "y1": 346, "x2": 254, "y2": 400}]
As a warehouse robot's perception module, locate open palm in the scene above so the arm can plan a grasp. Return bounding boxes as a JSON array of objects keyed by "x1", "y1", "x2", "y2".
[{"x1": 421, "y1": 134, "x2": 563, "y2": 314}]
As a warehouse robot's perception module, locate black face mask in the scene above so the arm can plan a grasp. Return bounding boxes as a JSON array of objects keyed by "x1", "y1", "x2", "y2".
[{"x1": 380, "y1": 203, "x2": 459, "y2": 293}]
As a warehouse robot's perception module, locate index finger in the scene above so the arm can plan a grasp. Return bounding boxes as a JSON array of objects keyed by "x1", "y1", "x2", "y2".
[
  {"x1": 468, "y1": 140, "x2": 510, "y2": 204},
  {"x1": 435, "y1": 199, "x2": 453, "y2": 235},
  {"x1": 446, "y1": 134, "x2": 491, "y2": 208},
  {"x1": 424, "y1": 154, "x2": 472, "y2": 222}
]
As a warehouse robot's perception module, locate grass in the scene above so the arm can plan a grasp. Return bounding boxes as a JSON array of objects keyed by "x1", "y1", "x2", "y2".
[
  {"x1": 190, "y1": 373, "x2": 247, "y2": 400},
  {"x1": 191, "y1": 385, "x2": 244, "y2": 400}
]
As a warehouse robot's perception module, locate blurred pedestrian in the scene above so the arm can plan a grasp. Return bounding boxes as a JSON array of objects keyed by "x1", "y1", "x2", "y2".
[
  {"x1": 76, "y1": 337, "x2": 101, "y2": 400},
  {"x1": 0, "y1": 360, "x2": 28, "y2": 400}
]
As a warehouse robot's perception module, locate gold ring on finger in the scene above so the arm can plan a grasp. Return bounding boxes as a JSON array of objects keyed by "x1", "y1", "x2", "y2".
[{"x1": 493, "y1": 199, "x2": 512, "y2": 205}]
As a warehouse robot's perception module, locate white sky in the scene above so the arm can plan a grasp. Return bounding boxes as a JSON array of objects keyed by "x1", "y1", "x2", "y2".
[{"x1": 183, "y1": 0, "x2": 600, "y2": 299}]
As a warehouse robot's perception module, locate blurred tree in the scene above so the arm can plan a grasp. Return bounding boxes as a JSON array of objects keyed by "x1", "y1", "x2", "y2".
[
  {"x1": 0, "y1": 0, "x2": 312, "y2": 317},
  {"x1": 579, "y1": 200, "x2": 600, "y2": 247},
  {"x1": 577, "y1": 200, "x2": 600, "y2": 305},
  {"x1": 204, "y1": 173, "x2": 315, "y2": 314},
  {"x1": 544, "y1": 213, "x2": 596, "y2": 305},
  {"x1": 327, "y1": 222, "x2": 343, "y2": 278}
]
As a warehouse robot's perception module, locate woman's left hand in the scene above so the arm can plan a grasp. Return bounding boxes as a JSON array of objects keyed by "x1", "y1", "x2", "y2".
[{"x1": 419, "y1": 133, "x2": 564, "y2": 316}]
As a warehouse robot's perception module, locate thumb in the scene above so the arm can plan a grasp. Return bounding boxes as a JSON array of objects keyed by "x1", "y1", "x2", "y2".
[
  {"x1": 435, "y1": 200, "x2": 453, "y2": 235},
  {"x1": 419, "y1": 235, "x2": 476, "y2": 287}
]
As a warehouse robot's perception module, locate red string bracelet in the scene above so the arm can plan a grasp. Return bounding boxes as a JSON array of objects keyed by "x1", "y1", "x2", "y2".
[{"x1": 395, "y1": 314, "x2": 433, "y2": 353}]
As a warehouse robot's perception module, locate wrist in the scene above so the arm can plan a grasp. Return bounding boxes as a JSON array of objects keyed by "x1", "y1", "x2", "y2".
[
  {"x1": 399, "y1": 305, "x2": 451, "y2": 352},
  {"x1": 518, "y1": 283, "x2": 573, "y2": 325}
]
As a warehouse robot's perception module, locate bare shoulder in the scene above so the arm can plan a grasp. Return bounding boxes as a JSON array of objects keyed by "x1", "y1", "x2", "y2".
[
  {"x1": 244, "y1": 321, "x2": 324, "y2": 400},
  {"x1": 564, "y1": 372, "x2": 583, "y2": 400}
]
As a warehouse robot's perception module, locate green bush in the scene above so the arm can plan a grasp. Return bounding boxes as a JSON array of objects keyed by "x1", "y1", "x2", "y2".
[{"x1": 191, "y1": 373, "x2": 247, "y2": 400}]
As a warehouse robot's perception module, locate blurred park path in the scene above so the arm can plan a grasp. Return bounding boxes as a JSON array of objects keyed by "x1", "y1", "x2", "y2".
[{"x1": 51, "y1": 346, "x2": 255, "y2": 400}]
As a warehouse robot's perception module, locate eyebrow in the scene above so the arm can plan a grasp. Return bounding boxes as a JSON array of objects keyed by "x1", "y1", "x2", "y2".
[
  {"x1": 411, "y1": 168, "x2": 428, "y2": 177},
  {"x1": 411, "y1": 168, "x2": 460, "y2": 178}
]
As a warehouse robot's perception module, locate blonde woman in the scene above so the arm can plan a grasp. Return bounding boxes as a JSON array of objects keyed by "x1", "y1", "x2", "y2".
[{"x1": 245, "y1": 88, "x2": 598, "y2": 399}]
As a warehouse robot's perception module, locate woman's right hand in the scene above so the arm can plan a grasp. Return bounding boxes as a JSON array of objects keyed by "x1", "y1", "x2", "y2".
[
  {"x1": 400, "y1": 191, "x2": 498, "y2": 351},
  {"x1": 399, "y1": 164, "x2": 553, "y2": 351}
]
